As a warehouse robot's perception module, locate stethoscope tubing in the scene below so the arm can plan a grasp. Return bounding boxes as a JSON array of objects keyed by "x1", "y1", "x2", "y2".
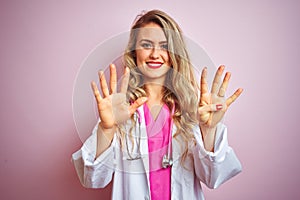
[{"x1": 126, "y1": 105, "x2": 174, "y2": 168}]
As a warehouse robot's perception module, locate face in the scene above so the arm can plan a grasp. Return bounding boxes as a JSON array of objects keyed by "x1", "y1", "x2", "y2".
[{"x1": 135, "y1": 22, "x2": 171, "y2": 84}]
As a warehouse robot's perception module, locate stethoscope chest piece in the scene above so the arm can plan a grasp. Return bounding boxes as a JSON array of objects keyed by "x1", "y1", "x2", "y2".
[{"x1": 162, "y1": 154, "x2": 173, "y2": 168}]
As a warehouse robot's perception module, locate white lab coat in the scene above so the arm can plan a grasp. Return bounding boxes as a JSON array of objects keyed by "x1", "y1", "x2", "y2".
[{"x1": 72, "y1": 106, "x2": 242, "y2": 200}]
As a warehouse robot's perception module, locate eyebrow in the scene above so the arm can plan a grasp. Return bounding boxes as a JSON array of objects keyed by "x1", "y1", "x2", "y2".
[{"x1": 139, "y1": 39, "x2": 168, "y2": 44}]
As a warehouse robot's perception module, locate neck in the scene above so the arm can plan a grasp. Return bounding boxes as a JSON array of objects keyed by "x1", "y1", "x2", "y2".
[
  {"x1": 144, "y1": 83, "x2": 165, "y2": 120},
  {"x1": 144, "y1": 83, "x2": 164, "y2": 104}
]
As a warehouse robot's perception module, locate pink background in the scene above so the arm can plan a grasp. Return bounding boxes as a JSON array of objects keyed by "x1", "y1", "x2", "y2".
[{"x1": 1, "y1": 0, "x2": 300, "y2": 199}]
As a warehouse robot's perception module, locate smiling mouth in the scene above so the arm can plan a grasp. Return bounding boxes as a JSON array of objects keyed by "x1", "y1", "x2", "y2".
[{"x1": 146, "y1": 62, "x2": 163, "y2": 69}]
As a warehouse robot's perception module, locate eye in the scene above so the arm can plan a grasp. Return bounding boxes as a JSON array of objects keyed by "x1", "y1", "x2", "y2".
[
  {"x1": 161, "y1": 44, "x2": 168, "y2": 50},
  {"x1": 141, "y1": 42, "x2": 153, "y2": 49}
]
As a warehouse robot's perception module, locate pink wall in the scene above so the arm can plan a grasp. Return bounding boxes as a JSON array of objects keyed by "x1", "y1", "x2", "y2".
[{"x1": 1, "y1": 0, "x2": 300, "y2": 199}]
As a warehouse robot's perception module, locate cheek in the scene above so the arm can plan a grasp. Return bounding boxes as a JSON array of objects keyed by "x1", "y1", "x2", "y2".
[
  {"x1": 163, "y1": 52, "x2": 171, "y2": 65},
  {"x1": 135, "y1": 50, "x2": 146, "y2": 64}
]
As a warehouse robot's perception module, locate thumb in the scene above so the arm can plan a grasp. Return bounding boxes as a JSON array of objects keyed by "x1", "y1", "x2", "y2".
[{"x1": 129, "y1": 97, "x2": 148, "y2": 115}]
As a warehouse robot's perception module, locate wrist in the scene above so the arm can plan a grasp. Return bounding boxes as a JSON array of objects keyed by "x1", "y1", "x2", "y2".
[
  {"x1": 98, "y1": 121, "x2": 115, "y2": 130},
  {"x1": 199, "y1": 125, "x2": 217, "y2": 152},
  {"x1": 98, "y1": 122, "x2": 116, "y2": 140},
  {"x1": 199, "y1": 124, "x2": 216, "y2": 138}
]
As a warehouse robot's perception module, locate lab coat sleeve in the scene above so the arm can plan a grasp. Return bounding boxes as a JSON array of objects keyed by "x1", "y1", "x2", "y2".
[
  {"x1": 72, "y1": 123, "x2": 116, "y2": 188},
  {"x1": 192, "y1": 123, "x2": 242, "y2": 189}
]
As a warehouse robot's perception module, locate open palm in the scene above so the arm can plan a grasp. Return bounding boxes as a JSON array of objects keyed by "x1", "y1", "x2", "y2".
[
  {"x1": 91, "y1": 64, "x2": 147, "y2": 129},
  {"x1": 198, "y1": 65, "x2": 243, "y2": 128}
]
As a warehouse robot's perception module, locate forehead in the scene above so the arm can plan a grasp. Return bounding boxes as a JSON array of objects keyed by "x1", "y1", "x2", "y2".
[{"x1": 136, "y1": 23, "x2": 167, "y2": 42}]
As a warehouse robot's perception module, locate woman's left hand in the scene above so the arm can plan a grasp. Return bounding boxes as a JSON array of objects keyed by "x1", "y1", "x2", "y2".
[
  {"x1": 198, "y1": 65, "x2": 243, "y2": 129},
  {"x1": 198, "y1": 65, "x2": 243, "y2": 151}
]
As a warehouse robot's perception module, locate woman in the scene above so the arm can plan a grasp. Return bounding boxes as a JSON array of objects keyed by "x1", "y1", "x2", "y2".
[{"x1": 72, "y1": 9, "x2": 243, "y2": 200}]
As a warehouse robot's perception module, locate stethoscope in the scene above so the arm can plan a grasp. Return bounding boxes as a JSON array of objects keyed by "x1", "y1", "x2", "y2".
[{"x1": 126, "y1": 105, "x2": 174, "y2": 169}]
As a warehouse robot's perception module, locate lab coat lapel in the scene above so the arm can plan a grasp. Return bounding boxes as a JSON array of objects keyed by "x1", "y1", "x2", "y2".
[
  {"x1": 171, "y1": 126, "x2": 181, "y2": 164},
  {"x1": 137, "y1": 106, "x2": 151, "y2": 189},
  {"x1": 137, "y1": 105, "x2": 179, "y2": 192}
]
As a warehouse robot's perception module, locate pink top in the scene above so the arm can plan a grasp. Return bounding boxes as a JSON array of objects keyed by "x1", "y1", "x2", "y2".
[{"x1": 144, "y1": 104, "x2": 171, "y2": 200}]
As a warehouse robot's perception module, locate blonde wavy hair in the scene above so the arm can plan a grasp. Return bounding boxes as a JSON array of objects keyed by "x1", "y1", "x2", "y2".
[{"x1": 122, "y1": 10, "x2": 199, "y2": 165}]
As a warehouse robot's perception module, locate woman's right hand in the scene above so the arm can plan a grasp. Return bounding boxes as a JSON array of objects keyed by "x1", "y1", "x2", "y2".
[{"x1": 91, "y1": 64, "x2": 148, "y2": 130}]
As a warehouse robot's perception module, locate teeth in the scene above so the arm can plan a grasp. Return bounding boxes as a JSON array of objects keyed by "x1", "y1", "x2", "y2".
[
  {"x1": 147, "y1": 63, "x2": 162, "y2": 67},
  {"x1": 149, "y1": 63, "x2": 160, "y2": 67}
]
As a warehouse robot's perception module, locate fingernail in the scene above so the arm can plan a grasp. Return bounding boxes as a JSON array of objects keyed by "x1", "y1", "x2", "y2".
[
  {"x1": 216, "y1": 104, "x2": 223, "y2": 110},
  {"x1": 225, "y1": 72, "x2": 231, "y2": 80}
]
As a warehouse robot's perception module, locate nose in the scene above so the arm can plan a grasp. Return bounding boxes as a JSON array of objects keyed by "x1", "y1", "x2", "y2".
[{"x1": 149, "y1": 47, "x2": 159, "y2": 59}]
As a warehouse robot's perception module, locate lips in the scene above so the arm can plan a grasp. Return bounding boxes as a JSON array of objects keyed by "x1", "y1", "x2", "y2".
[{"x1": 146, "y1": 61, "x2": 163, "y2": 69}]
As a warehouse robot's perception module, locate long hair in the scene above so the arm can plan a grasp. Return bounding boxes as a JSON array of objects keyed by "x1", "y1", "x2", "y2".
[{"x1": 122, "y1": 10, "x2": 199, "y2": 165}]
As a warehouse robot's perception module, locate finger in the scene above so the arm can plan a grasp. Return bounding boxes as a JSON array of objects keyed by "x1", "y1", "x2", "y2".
[
  {"x1": 198, "y1": 103, "x2": 224, "y2": 114},
  {"x1": 218, "y1": 72, "x2": 231, "y2": 97},
  {"x1": 110, "y1": 64, "x2": 117, "y2": 93},
  {"x1": 99, "y1": 71, "x2": 110, "y2": 97},
  {"x1": 128, "y1": 97, "x2": 148, "y2": 115},
  {"x1": 211, "y1": 65, "x2": 225, "y2": 94},
  {"x1": 200, "y1": 67, "x2": 209, "y2": 97},
  {"x1": 226, "y1": 88, "x2": 243, "y2": 107},
  {"x1": 91, "y1": 81, "x2": 102, "y2": 103},
  {"x1": 120, "y1": 67, "x2": 130, "y2": 94}
]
